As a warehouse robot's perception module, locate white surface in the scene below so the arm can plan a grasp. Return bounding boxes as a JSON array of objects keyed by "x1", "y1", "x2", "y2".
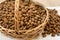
[
  {"x1": 0, "y1": 7, "x2": 60, "y2": 40},
  {"x1": 0, "y1": 32, "x2": 60, "y2": 40},
  {"x1": 1, "y1": 0, "x2": 60, "y2": 7},
  {"x1": 35, "y1": 0, "x2": 60, "y2": 7}
]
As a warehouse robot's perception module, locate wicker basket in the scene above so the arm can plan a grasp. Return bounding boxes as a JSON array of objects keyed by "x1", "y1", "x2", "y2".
[{"x1": 0, "y1": 0, "x2": 49, "y2": 38}]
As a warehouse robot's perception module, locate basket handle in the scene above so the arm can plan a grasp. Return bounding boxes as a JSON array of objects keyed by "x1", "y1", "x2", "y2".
[
  {"x1": 14, "y1": 0, "x2": 30, "y2": 31},
  {"x1": 15, "y1": 0, "x2": 20, "y2": 31}
]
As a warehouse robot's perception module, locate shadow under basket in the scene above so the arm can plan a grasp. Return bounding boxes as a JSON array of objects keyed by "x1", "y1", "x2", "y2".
[{"x1": 0, "y1": 0, "x2": 49, "y2": 38}]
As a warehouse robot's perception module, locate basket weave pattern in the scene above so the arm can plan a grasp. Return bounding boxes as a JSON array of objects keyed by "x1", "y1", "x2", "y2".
[{"x1": 0, "y1": 0, "x2": 49, "y2": 38}]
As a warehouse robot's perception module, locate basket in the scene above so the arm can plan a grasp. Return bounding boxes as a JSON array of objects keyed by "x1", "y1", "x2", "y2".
[{"x1": 0, "y1": 0, "x2": 49, "y2": 38}]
